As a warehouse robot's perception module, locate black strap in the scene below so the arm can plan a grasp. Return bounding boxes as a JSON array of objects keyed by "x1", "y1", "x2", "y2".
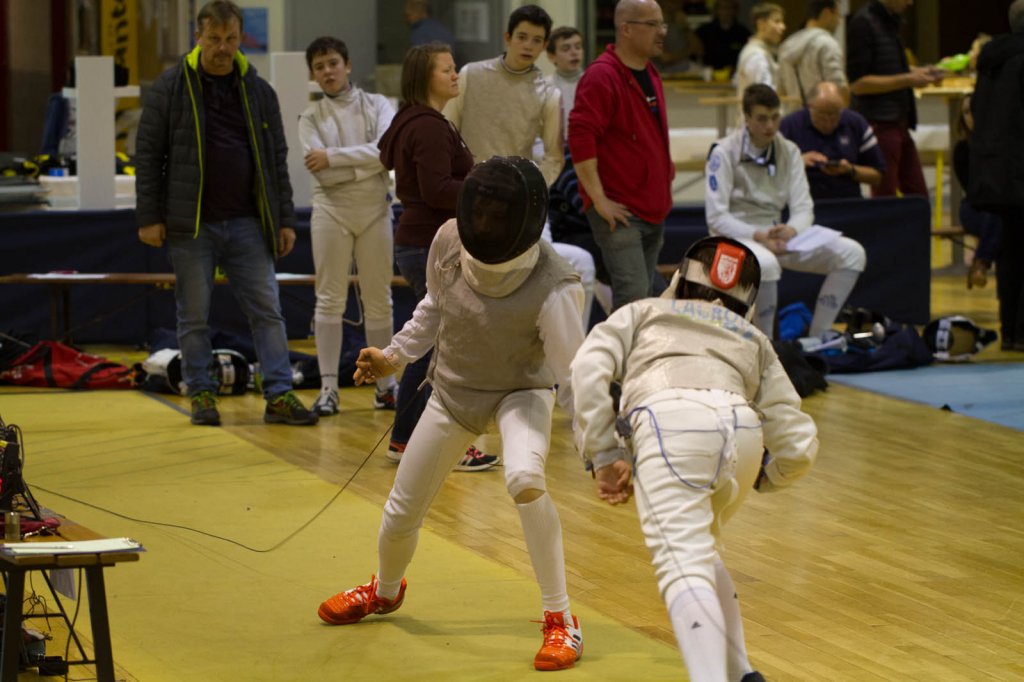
[
  {"x1": 72, "y1": 362, "x2": 128, "y2": 390},
  {"x1": 38, "y1": 345, "x2": 57, "y2": 388}
]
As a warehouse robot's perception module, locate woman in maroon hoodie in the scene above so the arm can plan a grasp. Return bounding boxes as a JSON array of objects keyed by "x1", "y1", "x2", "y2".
[{"x1": 378, "y1": 43, "x2": 495, "y2": 469}]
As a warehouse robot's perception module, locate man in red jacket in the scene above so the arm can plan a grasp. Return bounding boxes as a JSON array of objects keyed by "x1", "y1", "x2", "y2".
[{"x1": 568, "y1": 0, "x2": 675, "y2": 311}]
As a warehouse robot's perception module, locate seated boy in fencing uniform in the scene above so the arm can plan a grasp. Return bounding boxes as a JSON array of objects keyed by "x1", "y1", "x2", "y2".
[
  {"x1": 705, "y1": 83, "x2": 866, "y2": 339},
  {"x1": 316, "y1": 157, "x2": 586, "y2": 672},
  {"x1": 571, "y1": 236, "x2": 818, "y2": 682}
]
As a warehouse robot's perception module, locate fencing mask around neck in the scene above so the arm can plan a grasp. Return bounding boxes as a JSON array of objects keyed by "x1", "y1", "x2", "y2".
[{"x1": 457, "y1": 156, "x2": 547, "y2": 265}]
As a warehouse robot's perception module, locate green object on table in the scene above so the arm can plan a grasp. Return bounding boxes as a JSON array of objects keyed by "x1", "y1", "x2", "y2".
[{"x1": 936, "y1": 53, "x2": 970, "y2": 72}]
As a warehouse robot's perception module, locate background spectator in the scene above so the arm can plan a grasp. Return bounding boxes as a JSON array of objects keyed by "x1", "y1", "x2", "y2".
[
  {"x1": 377, "y1": 42, "x2": 497, "y2": 469},
  {"x1": 696, "y1": 0, "x2": 751, "y2": 74},
  {"x1": 952, "y1": 93, "x2": 1002, "y2": 289},
  {"x1": 847, "y1": 0, "x2": 942, "y2": 198},
  {"x1": 404, "y1": 0, "x2": 455, "y2": 49},
  {"x1": 778, "y1": 0, "x2": 847, "y2": 105},
  {"x1": 705, "y1": 84, "x2": 866, "y2": 339},
  {"x1": 299, "y1": 37, "x2": 397, "y2": 416},
  {"x1": 569, "y1": 0, "x2": 674, "y2": 311},
  {"x1": 735, "y1": 2, "x2": 786, "y2": 117},
  {"x1": 654, "y1": 0, "x2": 704, "y2": 74},
  {"x1": 968, "y1": 0, "x2": 1024, "y2": 350},
  {"x1": 779, "y1": 80, "x2": 885, "y2": 199}
]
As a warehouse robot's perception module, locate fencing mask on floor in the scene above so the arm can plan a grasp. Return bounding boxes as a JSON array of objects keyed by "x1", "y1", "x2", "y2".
[
  {"x1": 456, "y1": 156, "x2": 547, "y2": 265},
  {"x1": 923, "y1": 315, "x2": 998, "y2": 361}
]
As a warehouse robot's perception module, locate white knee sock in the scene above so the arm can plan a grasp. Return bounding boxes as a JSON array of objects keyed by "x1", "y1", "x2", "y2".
[
  {"x1": 754, "y1": 281, "x2": 778, "y2": 339},
  {"x1": 809, "y1": 268, "x2": 860, "y2": 337},
  {"x1": 517, "y1": 493, "x2": 570, "y2": 613},
  {"x1": 377, "y1": 507, "x2": 418, "y2": 600},
  {"x1": 714, "y1": 560, "x2": 753, "y2": 680},
  {"x1": 668, "y1": 583, "x2": 728, "y2": 682},
  {"x1": 314, "y1": 316, "x2": 342, "y2": 391},
  {"x1": 365, "y1": 318, "x2": 397, "y2": 392}
]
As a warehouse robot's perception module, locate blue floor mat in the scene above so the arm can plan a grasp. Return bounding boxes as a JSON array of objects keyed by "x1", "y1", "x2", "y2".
[{"x1": 828, "y1": 363, "x2": 1024, "y2": 431}]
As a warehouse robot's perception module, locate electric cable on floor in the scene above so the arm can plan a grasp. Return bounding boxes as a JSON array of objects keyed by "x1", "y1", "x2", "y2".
[{"x1": 29, "y1": 419, "x2": 395, "y2": 554}]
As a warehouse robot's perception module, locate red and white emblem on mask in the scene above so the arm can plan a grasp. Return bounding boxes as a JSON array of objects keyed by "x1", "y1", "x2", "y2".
[{"x1": 710, "y1": 242, "x2": 745, "y2": 290}]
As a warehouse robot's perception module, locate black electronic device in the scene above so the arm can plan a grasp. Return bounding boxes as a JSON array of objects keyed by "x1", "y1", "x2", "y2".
[{"x1": 0, "y1": 416, "x2": 43, "y2": 520}]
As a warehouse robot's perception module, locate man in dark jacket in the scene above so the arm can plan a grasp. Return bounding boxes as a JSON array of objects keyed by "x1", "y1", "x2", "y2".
[
  {"x1": 969, "y1": 0, "x2": 1024, "y2": 351},
  {"x1": 135, "y1": 0, "x2": 318, "y2": 426}
]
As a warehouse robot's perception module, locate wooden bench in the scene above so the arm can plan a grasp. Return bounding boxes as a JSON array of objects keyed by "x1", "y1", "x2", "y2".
[{"x1": 0, "y1": 272, "x2": 408, "y2": 342}]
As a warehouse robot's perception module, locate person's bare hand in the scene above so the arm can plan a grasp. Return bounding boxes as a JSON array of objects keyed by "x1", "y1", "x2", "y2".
[
  {"x1": 138, "y1": 223, "x2": 166, "y2": 247},
  {"x1": 353, "y1": 347, "x2": 397, "y2": 385},
  {"x1": 755, "y1": 225, "x2": 795, "y2": 255},
  {"x1": 304, "y1": 149, "x2": 329, "y2": 172},
  {"x1": 595, "y1": 460, "x2": 633, "y2": 505},
  {"x1": 802, "y1": 151, "x2": 828, "y2": 168},
  {"x1": 594, "y1": 196, "x2": 631, "y2": 232},
  {"x1": 278, "y1": 227, "x2": 296, "y2": 257},
  {"x1": 909, "y1": 66, "x2": 943, "y2": 88},
  {"x1": 820, "y1": 159, "x2": 854, "y2": 176}
]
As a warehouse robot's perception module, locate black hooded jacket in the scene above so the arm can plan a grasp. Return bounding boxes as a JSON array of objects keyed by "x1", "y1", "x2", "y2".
[
  {"x1": 970, "y1": 32, "x2": 1024, "y2": 210},
  {"x1": 134, "y1": 47, "x2": 296, "y2": 255}
]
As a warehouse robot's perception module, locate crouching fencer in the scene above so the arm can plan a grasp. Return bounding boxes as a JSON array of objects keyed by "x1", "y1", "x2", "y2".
[
  {"x1": 571, "y1": 236, "x2": 819, "y2": 682},
  {"x1": 317, "y1": 157, "x2": 586, "y2": 671}
]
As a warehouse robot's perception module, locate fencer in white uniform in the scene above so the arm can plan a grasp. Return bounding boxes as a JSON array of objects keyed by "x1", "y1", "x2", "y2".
[
  {"x1": 705, "y1": 83, "x2": 866, "y2": 339},
  {"x1": 299, "y1": 37, "x2": 397, "y2": 415},
  {"x1": 317, "y1": 157, "x2": 586, "y2": 672},
  {"x1": 572, "y1": 236, "x2": 819, "y2": 682}
]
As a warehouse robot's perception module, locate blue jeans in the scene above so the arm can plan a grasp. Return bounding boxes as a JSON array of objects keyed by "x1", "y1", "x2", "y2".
[
  {"x1": 167, "y1": 217, "x2": 292, "y2": 399},
  {"x1": 392, "y1": 244, "x2": 433, "y2": 445},
  {"x1": 586, "y1": 208, "x2": 664, "y2": 310}
]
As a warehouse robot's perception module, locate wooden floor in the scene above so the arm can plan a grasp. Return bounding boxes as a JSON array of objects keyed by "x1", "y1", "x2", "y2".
[{"x1": 3, "y1": 270, "x2": 1023, "y2": 681}]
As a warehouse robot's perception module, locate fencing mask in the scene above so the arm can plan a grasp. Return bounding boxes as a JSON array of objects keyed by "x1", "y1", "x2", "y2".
[
  {"x1": 663, "y1": 236, "x2": 761, "y2": 318},
  {"x1": 456, "y1": 156, "x2": 547, "y2": 264},
  {"x1": 923, "y1": 315, "x2": 998, "y2": 361}
]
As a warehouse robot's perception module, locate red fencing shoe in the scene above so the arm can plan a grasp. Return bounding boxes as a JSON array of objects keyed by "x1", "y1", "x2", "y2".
[
  {"x1": 533, "y1": 610, "x2": 583, "y2": 671},
  {"x1": 318, "y1": 575, "x2": 407, "y2": 625}
]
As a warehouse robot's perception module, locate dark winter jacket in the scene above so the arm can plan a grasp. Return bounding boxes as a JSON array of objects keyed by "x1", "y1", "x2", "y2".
[
  {"x1": 970, "y1": 32, "x2": 1024, "y2": 210},
  {"x1": 134, "y1": 46, "x2": 296, "y2": 255},
  {"x1": 378, "y1": 104, "x2": 474, "y2": 248}
]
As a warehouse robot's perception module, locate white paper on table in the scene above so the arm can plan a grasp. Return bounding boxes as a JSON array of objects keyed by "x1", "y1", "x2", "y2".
[
  {"x1": 785, "y1": 225, "x2": 842, "y2": 252},
  {"x1": 0, "y1": 537, "x2": 144, "y2": 556}
]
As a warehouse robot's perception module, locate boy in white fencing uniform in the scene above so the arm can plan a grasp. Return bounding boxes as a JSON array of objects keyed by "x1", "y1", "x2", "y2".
[
  {"x1": 706, "y1": 83, "x2": 866, "y2": 339},
  {"x1": 571, "y1": 236, "x2": 818, "y2": 682},
  {"x1": 299, "y1": 37, "x2": 397, "y2": 414},
  {"x1": 317, "y1": 157, "x2": 586, "y2": 672}
]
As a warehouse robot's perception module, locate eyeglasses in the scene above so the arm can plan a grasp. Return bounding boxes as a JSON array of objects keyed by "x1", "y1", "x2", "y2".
[{"x1": 625, "y1": 20, "x2": 669, "y2": 30}]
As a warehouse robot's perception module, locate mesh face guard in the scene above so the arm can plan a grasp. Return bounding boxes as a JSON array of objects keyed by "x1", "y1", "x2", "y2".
[
  {"x1": 456, "y1": 156, "x2": 548, "y2": 264},
  {"x1": 924, "y1": 315, "x2": 998, "y2": 361},
  {"x1": 679, "y1": 237, "x2": 760, "y2": 316}
]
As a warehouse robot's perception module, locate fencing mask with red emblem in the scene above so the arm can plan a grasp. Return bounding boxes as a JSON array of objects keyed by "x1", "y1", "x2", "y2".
[
  {"x1": 667, "y1": 236, "x2": 761, "y2": 318},
  {"x1": 456, "y1": 156, "x2": 548, "y2": 265}
]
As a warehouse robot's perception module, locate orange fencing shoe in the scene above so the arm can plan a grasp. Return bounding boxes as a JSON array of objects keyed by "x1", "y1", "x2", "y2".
[
  {"x1": 533, "y1": 610, "x2": 583, "y2": 671},
  {"x1": 317, "y1": 575, "x2": 407, "y2": 625}
]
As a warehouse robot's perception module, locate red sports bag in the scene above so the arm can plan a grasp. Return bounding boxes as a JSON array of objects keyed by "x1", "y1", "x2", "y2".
[{"x1": 0, "y1": 341, "x2": 135, "y2": 389}]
